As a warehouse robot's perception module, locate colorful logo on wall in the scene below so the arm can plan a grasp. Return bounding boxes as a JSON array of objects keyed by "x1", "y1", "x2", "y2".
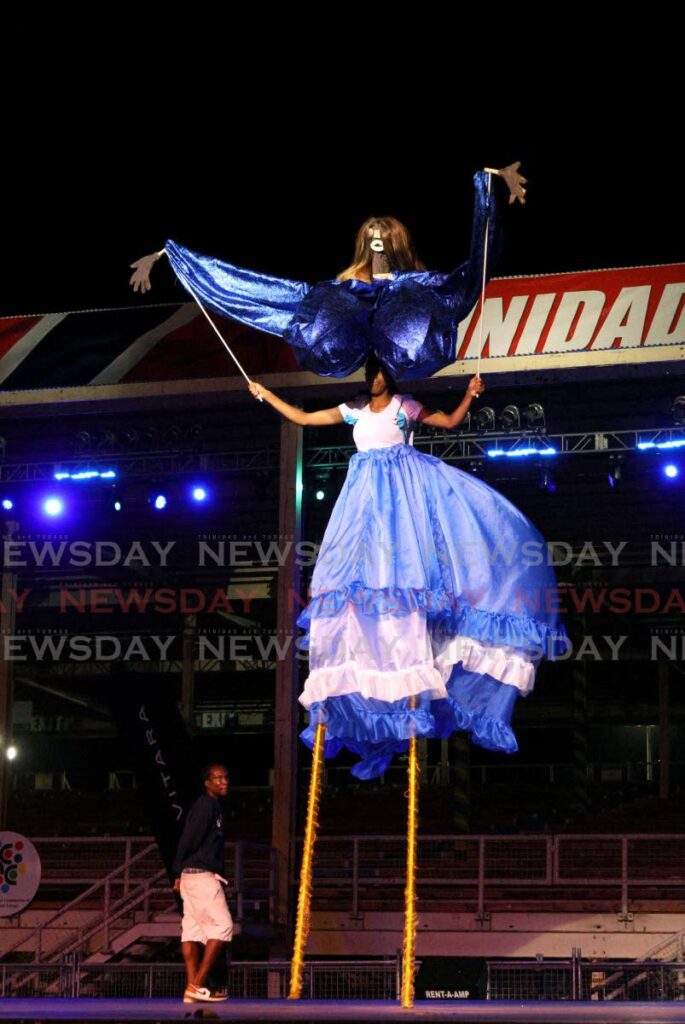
[{"x1": 0, "y1": 833, "x2": 41, "y2": 917}]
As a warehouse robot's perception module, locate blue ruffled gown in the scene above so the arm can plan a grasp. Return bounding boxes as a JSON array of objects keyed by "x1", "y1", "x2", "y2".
[
  {"x1": 161, "y1": 171, "x2": 567, "y2": 779},
  {"x1": 297, "y1": 394, "x2": 568, "y2": 779}
]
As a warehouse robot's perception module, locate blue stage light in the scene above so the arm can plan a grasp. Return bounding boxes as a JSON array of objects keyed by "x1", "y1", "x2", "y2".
[
  {"x1": 1, "y1": 499, "x2": 13, "y2": 511},
  {"x1": 114, "y1": 500, "x2": 123, "y2": 511},
  {"x1": 487, "y1": 446, "x2": 557, "y2": 459},
  {"x1": 664, "y1": 464, "x2": 679, "y2": 479},
  {"x1": 153, "y1": 494, "x2": 168, "y2": 510},
  {"x1": 315, "y1": 489, "x2": 325, "y2": 501},
  {"x1": 637, "y1": 439, "x2": 685, "y2": 451},
  {"x1": 192, "y1": 487, "x2": 208, "y2": 502},
  {"x1": 43, "y1": 497, "x2": 64, "y2": 517},
  {"x1": 53, "y1": 469, "x2": 117, "y2": 481}
]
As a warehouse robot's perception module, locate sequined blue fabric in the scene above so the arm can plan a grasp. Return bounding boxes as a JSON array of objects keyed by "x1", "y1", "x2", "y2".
[
  {"x1": 165, "y1": 171, "x2": 499, "y2": 380},
  {"x1": 164, "y1": 240, "x2": 310, "y2": 337}
]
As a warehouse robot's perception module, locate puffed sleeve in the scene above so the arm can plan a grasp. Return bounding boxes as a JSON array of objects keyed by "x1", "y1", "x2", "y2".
[
  {"x1": 165, "y1": 239, "x2": 311, "y2": 338},
  {"x1": 398, "y1": 395, "x2": 424, "y2": 423}
]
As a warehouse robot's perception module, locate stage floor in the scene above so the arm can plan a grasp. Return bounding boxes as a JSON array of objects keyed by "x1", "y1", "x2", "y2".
[{"x1": 0, "y1": 1000, "x2": 683, "y2": 1022}]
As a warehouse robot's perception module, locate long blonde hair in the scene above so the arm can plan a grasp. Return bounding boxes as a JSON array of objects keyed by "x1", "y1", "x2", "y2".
[{"x1": 337, "y1": 216, "x2": 426, "y2": 283}]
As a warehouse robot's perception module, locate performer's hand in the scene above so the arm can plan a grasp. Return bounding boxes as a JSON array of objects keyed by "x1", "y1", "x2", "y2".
[
  {"x1": 498, "y1": 161, "x2": 528, "y2": 205},
  {"x1": 129, "y1": 251, "x2": 162, "y2": 293},
  {"x1": 172, "y1": 877, "x2": 181, "y2": 893},
  {"x1": 249, "y1": 380, "x2": 270, "y2": 402},
  {"x1": 467, "y1": 375, "x2": 484, "y2": 398}
]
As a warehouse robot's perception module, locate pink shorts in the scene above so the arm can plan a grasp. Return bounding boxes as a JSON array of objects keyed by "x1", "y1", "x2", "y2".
[{"x1": 180, "y1": 871, "x2": 234, "y2": 944}]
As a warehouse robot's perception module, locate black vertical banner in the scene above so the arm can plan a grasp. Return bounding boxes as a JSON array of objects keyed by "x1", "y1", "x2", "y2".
[{"x1": 107, "y1": 677, "x2": 197, "y2": 879}]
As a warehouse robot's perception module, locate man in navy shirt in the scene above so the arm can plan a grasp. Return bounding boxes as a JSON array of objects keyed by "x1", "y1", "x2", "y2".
[{"x1": 172, "y1": 763, "x2": 233, "y2": 1003}]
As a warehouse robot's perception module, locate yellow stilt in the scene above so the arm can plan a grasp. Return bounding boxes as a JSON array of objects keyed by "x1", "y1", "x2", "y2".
[
  {"x1": 289, "y1": 721, "x2": 326, "y2": 999},
  {"x1": 401, "y1": 731, "x2": 420, "y2": 1008}
]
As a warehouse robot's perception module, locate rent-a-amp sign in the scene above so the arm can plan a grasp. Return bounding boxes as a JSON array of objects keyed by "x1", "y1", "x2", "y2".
[{"x1": 450, "y1": 263, "x2": 685, "y2": 364}]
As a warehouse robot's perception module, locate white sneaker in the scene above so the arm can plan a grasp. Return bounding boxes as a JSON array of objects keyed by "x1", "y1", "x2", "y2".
[{"x1": 183, "y1": 984, "x2": 228, "y2": 1003}]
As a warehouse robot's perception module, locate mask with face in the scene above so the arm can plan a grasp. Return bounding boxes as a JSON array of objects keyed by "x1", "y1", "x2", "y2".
[{"x1": 369, "y1": 226, "x2": 395, "y2": 277}]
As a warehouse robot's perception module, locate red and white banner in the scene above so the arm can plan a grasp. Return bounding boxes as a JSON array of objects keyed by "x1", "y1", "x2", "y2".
[
  {"x1": 0, "y1": 264, "x2": 682, "y2": 392},
  {"x1": 457, "y1": 264, "x2": 685, "y2": 360}
]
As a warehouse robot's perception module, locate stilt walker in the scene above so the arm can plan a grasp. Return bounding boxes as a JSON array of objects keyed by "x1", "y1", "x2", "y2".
[{"x1": 130, "y1": 161, "x2": 569, "y2": 1005}]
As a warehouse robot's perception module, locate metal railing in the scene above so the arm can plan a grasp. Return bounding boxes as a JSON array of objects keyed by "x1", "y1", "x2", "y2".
[
  {"x1": 4, "y1": 837, "x2": 276, "y2": 961},
  {"x1": 5, "y1": 832, "x2": 684, "y2": 960},
  {"x1": 3, "y1": 840, "x2": 165, "y2": 960},
  {"x1": 488, "y1": 958, "x2": 685, "y2": 1002},
  {"x1": 0, "y1": 963, "x2": 75, "y2": 999},
  {"x1": 13, "y1": 760, "x2": 685, "y2": 798},
  {"x1": 0, "y1": 960, "x2": 399, "y2": 1000},
  {"x1": 580, "y1": 961, "x2": 685, "y2": 1001},
  {"x1": 488, "y1": 959, "x2": 576, "y2": 1001},
  {"x1": 26, "y1": 837, "x2": 159, "y2": 886},
  {"x1": 296, "y1": 834, "x2": 685, "y2": 918},
  {"x1": 308, "y1": 759, "x2": 685, "y2": 788},
  {"x1": 4, "y1": 958, "x2": 685, "y2": 1001}
]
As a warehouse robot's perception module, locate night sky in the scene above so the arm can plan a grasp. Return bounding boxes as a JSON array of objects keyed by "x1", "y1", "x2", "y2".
[{"x1": 2, "y1": 21, "x2": 681, "y2": 318}]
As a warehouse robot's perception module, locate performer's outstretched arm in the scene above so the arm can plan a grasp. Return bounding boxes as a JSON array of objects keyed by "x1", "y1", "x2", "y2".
[
  {"x1": 417, "y1": 375, "x2": 484, "y2": 430},
  {"x1": 130, "y1": 242, "x2": 311, "y2": 339},
  {"x1": 402, "y1": 162, "x2": 527, "y2": 381},
  {"x1": 248, "y1": 381, "x2": 343, "y2": 426}
]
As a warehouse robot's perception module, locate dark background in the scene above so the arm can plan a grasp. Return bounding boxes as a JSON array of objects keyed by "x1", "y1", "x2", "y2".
[{"x1": 2, "y1": 18, "x2": 681, "y2": 316}]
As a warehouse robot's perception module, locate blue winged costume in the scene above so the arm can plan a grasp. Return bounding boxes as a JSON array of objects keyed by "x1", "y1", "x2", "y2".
[
  {"x1": 165, "y1": 172, "x2": 568, "y2": 779},
  {"x1": 166, "y1": 171, "x2": 498, "y2": 381}
]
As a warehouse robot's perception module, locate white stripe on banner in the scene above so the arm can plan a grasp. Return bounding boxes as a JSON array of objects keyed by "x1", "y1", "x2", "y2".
[
  {"x1": 0, "y1": 313, "x2": 68, "y2": 385},
  {"x1": 89, "y1": 304, "x2": 200, "y2": 384}
]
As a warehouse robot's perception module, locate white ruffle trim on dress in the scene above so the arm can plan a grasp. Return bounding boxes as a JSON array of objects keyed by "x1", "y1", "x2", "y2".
[
  {"x1": 301, "y1": 605, "x2": 536, "y2": 708},
  {"x1": 434, "y1": 635, "x2": 536, "y2": 695},
  {"x1": 300, "y1": 662, "x2": 447, "y2": 708}
]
